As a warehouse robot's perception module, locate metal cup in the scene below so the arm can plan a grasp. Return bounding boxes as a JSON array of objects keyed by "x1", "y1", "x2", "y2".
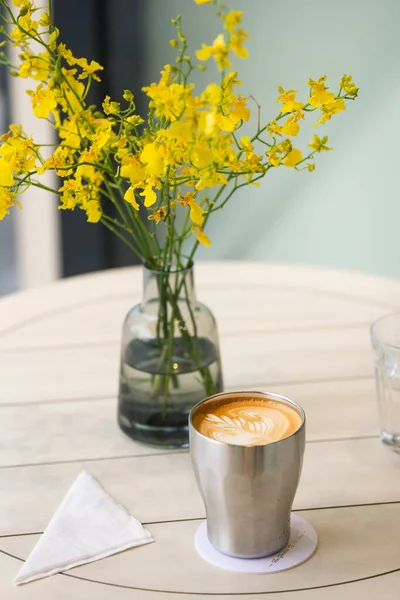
[{"x1": 189, "y1": 390, "x2": 306, "y2": 558}]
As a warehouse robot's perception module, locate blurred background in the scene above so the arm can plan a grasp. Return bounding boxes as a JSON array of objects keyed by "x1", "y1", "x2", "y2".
[{"x1": 0, "y1": 0, "x2": 399, "y2": 296}]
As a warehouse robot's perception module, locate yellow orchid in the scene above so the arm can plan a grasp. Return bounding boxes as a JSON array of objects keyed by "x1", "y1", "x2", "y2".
[
  {"x1": 309, "y1": 135, "x2": 332, "y2": 153},
  {"x1": 276, "y1": 87, "x2": 304, "y2": 114},
  {"x1": 196, "y1": 227, "x2": 211, "y2": 247},
  {"x1": 223, "y1": 11, "x2": 244, "y2": 33},
  {"x1": 308, "y1": 76, "x2": 335, "y2": 108},
  {"x1": 340, "y1": 74, "x2": 359, "y2": 97},
  {"x1": 140, "y1": 142, "x2": 165, "y2": 176},
  {"x1": 314, "y1": 98, "x2": 346, "y2": 126},
  {"x1": 0, "y1": 158, "x2": 14, "y2": 186},
  {"x1": 139, "y1": 179, "x2": 158, "y2": 207},
  {"x1": 282, "y1": 119, "x2": 299, "y2": 137},
  {"x1": 179, "y1": 192, "x2": 205, "y2": 226},
  {"x1": 124, "y1": 187, "x2": 140, "y2": 210},
  {"x1": 148, "y1": 206, "x2": 167, "y2": 224},
  {"x1": 196, "y1": 34, "x2": 231, "y2": 71},
  {"x1": 0, "y1": 186, "x2": 15, "y2": 219},
  {"x1": 27, "y1": 84, "x2": 57, "y2": 118},
  {"x1": 0, "y1": 0, "x2": 357, "y2": 264},
  {"x1": 85, "y1": 200, "x2": 102, "y2": 223},
  {"x1": 283, "y1": 148, "x2": 303, "y2": 168}
]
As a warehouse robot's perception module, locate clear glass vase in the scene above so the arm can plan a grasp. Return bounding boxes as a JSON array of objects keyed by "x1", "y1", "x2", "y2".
[{"x1": 117, "y1": 263, "x2": 223, "y2": 448}]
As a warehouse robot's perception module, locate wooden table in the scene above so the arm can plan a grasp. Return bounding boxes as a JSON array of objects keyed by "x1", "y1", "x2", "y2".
[{"x1": 0, "y1": 261, "x2": 400, "y2": 599}]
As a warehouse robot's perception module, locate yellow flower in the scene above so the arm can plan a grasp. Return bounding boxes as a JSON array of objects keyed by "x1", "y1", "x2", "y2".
[
  {"x1": 58, "y1": 177, "x2": 81, "y2": 210},
  {"x1": 48, "y1": 28, "x2": 59, "y2": 51},
  {"x1": 309, "y1": 134, "x2": 332, "y2": 152},
  {"x1": 308, "y1": 76, "x2": 335, "y2": 108},
  {"x1": 307, "y1": 163, "x2": 316, "y2": 172},
  {"x1": 267, "y1": 120, "x2": 283, "y2": 138},
  {"x1": 195, "y1": 167, "x2": 228, "y2": 190},
  {"x1": 142, "y1": 70, "x2": 194, "y2": 121},
  {"x1": 240, "y1": 136, "x2": 253, "y2": 151},
  {"x1": 148, "y1": 206, "x2": 167, "y2": 224},
  {"x1": 340, "y1": 74, "x2": 358, "y2": 97},
  {"x1": 191, "y1": 144, "x2": 213, "y2": 169},
  {"x1": 268, "y1": 150, "x2": 281, "y2": 167},
  {"x1": 1, "y1": 137, "x2": 36, "y2": 173},
  {"x1": 179, "y1": 192, "x2": 204, "y2": 225},
  {"x1": 139, "y1": 181, "x2": 157, "y2": 207},
  {"x1": 56, "y1": 69, "x2": 85, "y2": 115},
  {"x1": 58, "y1": 117, "x2": 81, "y2": 149},
  {"x1": 19, "y1": 52, "x2": 51, "y2": 81},
  {"x1": 281, "y1": 110, "x2": 304, "y2": 136},
  {"x1": 0, "y1": 158, "x2": 14, "y2": 186},
  {"x1": 39, "y1": 12, "x2": 51, "y2": 26},
  {"x1": 196, "y1": 227, "x2": 211, "y2": 247},
  {"x1": 223, "y1": 10, "x2": 243, "y2": 33},
  {"x1": 0, "y1": 187, "x2": 15, "y2": 219},
  {"x1": 201, "y1": 82, "x2": 222, "y2": 105},
  {"x1": 276, "y1": 87, "x2": 304, "y2": 113},
  {"x1": 281, "y1": 119, "x2": 299, "y2": 137},
  {"x1": 91, "y1": 127, "x2": 112, "y2": 150},
  {"x1": 230, "y1": 29, "x2": 249, "y2": 59},
  {"x1": 37, "y1": 146, "x2": 74, "y2": 176},
  {"x1": 125, "y1": 115, "x2": 144, "y2": 128},
  {"x1": 76, "y1": 151, "x2": 103, "y2": 185},
  {"x1": 231, "y1": 97, "x2": 250, "y2": 122},
  {"x1": 10, "y1": 9, "x2": 39, "y2": 46},
  {"x1": 85, "y1": 200, "x2": 101, "y2": 223},
  {"x1": 58, "y1": 43, "x2": 77, "y2": 66},
  {"x1": 309, "y1": 89, "x2": 335, "y2": 108},
  {"x1": 196, "y1": 34, "x2": 231, "y2": 71},
  {"x1": 10, "y1": 26, "x2": 24, "y2": 45},
  {"x1": 170, "y1": 39, "x2": 179, "y2": 48},
  {"x1": 120, "y1": 157, "x2": 146, "y2": 184},
  {"x1": 60, "y1": 50, "x2": 101, "y2": 87},
  {"x1": 314, "y1": 98, "x2": 346, "y2": 126},
  {"x1": 140, "y1": 142, "x2": 165, "y2": 176},
  {"x1": 157, "y1": 121, "x2": 192, "y2": 144},
  {"x1": 75, "y1": 58, "x2": 103, "y2": 82},
  {"x1": 124, "y1": 186, "x2": 139, "y2": 210},
  {"x1": 190, "y1": 201, "x2": 205, "y2": 225},
  {"x1": 216, "y1": 112, "x2": 236, "y2": 132},
  {"x1": 283, "y1": 148, "x2": 302, "y2": 168},
  {"x1": 102, "y1": 95, "x2": 120, "y2": 115},
  {"x1": 122, "y1": 89, "x2": 134, "y2": 103},
  {"x1": 27, "y1": 84, "x2": 57, "y2": 118},
  {"x1": 194, "y1": 0, "x2": 212, "y2": 4}
]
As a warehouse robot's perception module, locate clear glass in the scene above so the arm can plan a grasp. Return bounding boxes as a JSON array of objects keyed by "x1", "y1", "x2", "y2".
[
  {"x1": 371, "y1": 312, "x2": 400, "y2": 451},
  {"x1": 117, "y1": 263, "x2": 223, "y2": 448}
]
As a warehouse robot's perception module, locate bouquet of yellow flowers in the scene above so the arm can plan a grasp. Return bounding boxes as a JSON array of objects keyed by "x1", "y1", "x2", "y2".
[{"x1": 0, "y1": 0, "x2": 358, "y2": 446}]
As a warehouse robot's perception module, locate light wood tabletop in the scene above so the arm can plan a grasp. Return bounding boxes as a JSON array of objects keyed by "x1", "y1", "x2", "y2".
[{"x1": 1, "y1": 260, "x2": 400, "y2": 599}]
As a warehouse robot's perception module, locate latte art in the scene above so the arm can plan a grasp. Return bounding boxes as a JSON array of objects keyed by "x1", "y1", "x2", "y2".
[{"x1": 194, "y1": 398, "x2": 302, "y2": 446}]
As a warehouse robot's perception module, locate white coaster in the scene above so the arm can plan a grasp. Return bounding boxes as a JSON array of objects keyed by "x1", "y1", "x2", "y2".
[{"x1": 195, "y1": 513, "x2": 317, "y2": 574}]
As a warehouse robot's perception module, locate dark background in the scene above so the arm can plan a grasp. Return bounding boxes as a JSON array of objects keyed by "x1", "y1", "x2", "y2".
[{"x1": 53, "y1": 0, "x2": 145, "y2": 277}]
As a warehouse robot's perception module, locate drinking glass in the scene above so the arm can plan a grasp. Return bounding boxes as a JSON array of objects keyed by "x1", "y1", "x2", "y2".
[{"x1": 371, "y1": 312, "x2": 400, "y2": 451}]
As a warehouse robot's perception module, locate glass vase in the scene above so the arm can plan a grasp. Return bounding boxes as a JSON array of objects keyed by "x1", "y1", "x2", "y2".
[{"x1": 117, "y1": 262, "x2": 223, "y2": 448}]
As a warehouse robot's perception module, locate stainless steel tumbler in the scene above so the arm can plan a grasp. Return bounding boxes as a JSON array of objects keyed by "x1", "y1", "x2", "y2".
[{"x1": 189, "y1": 391, "x2": 306, "y2": 558}]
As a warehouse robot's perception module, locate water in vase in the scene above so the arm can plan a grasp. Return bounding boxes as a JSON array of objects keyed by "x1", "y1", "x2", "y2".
[{"x1": 118, "y1": 336, "x2": 223, "y2": 448}]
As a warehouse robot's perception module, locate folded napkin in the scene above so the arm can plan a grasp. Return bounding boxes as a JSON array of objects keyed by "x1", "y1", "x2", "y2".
[{"x1": 15, "y1": 471, "x2": 154, "y2": 585}]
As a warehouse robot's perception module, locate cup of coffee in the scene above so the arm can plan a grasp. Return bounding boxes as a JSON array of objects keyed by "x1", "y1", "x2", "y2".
[{"x1": 189, "y1": 391, "x2": 305, "y2": 559}]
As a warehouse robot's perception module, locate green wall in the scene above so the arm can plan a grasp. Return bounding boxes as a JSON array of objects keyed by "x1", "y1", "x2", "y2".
[{"x1": 143, "y1": 0, "x2": 400, "y2": 277}]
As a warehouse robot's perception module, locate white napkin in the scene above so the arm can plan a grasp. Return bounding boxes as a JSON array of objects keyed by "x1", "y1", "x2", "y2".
[{"x1": 14, "y1": 471, "x2": 154, "y2": 585}]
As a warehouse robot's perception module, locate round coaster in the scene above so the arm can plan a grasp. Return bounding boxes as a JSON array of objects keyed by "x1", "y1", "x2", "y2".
[{"x1": 194, "y1": 513, "x2": 317, "y2": 574}]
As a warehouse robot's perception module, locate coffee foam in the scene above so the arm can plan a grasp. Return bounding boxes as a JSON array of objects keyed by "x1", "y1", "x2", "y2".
[{"x1": 193, "y1": 397, "x2": 302, "y2": 446}]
